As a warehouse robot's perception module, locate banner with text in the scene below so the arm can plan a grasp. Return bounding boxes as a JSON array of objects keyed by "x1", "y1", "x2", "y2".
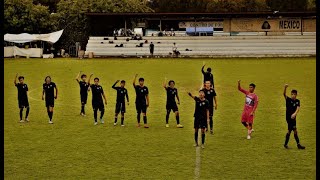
[{"x1": 179, "y1": 21, "x2": 223, "y2": 28}]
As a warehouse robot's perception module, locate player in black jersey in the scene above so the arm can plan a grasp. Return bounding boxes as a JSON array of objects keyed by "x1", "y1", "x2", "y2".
[
  {"x1": 202, "y1": 81, "x2": 218, "y2": 134},
  {"x1": 42, "y1": 76, "x2": 58, "y2": 124},
  {"x1": 88, "y1": 74, "x2": 107, "y2": 125},
  {"x1": 163, "y1": 78, "x2": 183, "y2": 128},
  {"x1": 14, "y1": 74, "x2": 30, "y2": 123},
  {"x1": 283, "y1": 84, "x2": 305, "y2": 149},
  {"x1": 201, "y1": 64, "x2": 214, "y2": 88},
  {"x1": 188, "y1": 90, "x2": 210, "y2": 149},
  {"x1": 112, "y1": 80, "x2": 129, "y2": 126},
  {"x1": 133, "y1": 74, "x2": 149, "y2": 128},
  {"x1": 76, "y1": 71, "x2": 90, "y2": 116}
]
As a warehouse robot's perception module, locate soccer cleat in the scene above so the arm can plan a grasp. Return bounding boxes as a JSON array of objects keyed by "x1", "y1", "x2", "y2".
[
  {"x1": 144, "y1": 124, "x2": 149, "y2": 128},
  {"x1": 284, "y1": 144, "x2": 289, "y2": 149},
  {"x1": 49, "y1": 120, "x2": 53, "y2": 124},
  {"x1": 94, "y1": 122, "x2": 98, "y2": 125},
  {"x1": 247, "y1": 135, "x2": 251, "y2": 140},
  {"x1": 100, "y1": 119, "x2": 104, "y2": 124},
  {"x1": 201, "y1": 144, "x2": 205, "y2": 149},
  {"x1": 114, "y1": 123, "x2": 117, "y2": 126},
  {"x1": 137, "y1": 123, "x2": 141, "y2": 127},
  {"x1": 80, "y1": 113, "x2": 84, "y2": 116},
  {"x1": 165, "y1": 124, "x2": 169, "y2": 128},
  {"x1": 193, "y1": 143, "x2": 199, "y2": 147},
  {"x1": 19, "y1": 120, "x2": 24, "y2": 123},
  {"x1": 177, "y1": 124, "x2": 184, "y2": 128},
  {"x1": 121, "y1": 124, "x2": 125, "y2": 127},
  {"x1": 210, "y1": 130, "x2": 213, "y2": 134},
  {"x1": 297, "y1": 144, "x2": 305, "y2": 149},
  {"x1": 25, "y1": 118, "x2": 29, "y2": 122}
]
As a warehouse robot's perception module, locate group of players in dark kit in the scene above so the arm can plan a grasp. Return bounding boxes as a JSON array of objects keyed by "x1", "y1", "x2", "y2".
[{"x1": 14, "y1": 64, "x2": 305, "y2": 149}]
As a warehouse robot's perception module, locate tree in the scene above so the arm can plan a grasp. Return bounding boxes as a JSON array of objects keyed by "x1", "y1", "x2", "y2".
[
  {"x1": 266, "y1": 0, "x2": 308, "y2": 11},
  {"x1": 4, "y1": 0, "x2": 57, "y2": 34}
]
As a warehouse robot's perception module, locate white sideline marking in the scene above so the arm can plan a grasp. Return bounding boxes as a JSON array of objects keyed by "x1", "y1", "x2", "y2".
[{"x1": 194, "y1": 146, "x2": 201, "y2": 180}]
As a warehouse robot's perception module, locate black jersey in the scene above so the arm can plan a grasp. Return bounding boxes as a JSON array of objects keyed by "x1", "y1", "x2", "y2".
[
  {"x1": 43, "y1": 82, "x2": 56, "y2": 99},
  {"x1": 165, "y1": 87, "x2": 178, "y2": 104},
  {"x1": 286, "y1": 96, "x2": 300, "y2": 117},
  {"x1": 79, "y1": 81, "x2": 89, "y2": 95},
  {"x1": 202, "y1": 71, "x2": 214, "y2": 88},
  {"x1": 202, "y1": 88, "x2": 216, "y2": 107},
  {"x1": 113, "y1": 87, "x2": 128, "y2": 102},
  {"x1": 15, "y1": 83, "x2": 28, "y2": 100},
  {"x1": 134, "y1": 85, "x2": 148, "y2": 104},
  {"x1": 193, "y1": 97, "x2": 210, "y2": 119},
  {"x1": 90, "y1": 84, "x2": 104, "y2": 102}
]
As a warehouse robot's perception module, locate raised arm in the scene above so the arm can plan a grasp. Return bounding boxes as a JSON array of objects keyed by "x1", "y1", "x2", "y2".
[
  {"x1": 133, "y1": 74, "x2": 138, "y2": 87},
  {"x1": 283, "y1": 84, "x2": 288, "y2": 99},
  {"x1": 188, "y1": 92, "x2": 195, "y2": 99},
  {"x1": 201, "y1": 65, "x2": 205, "y2": 75},
  {"x1": 163, "y1": 78, "x2": 167, "y2": 89},
  {"x1": 14, "y1": 73, "x2": 18, "y2": 85},
  {"x1": 88, "y1": 73, "x2": 93, "y2": 85},
  {"x1": 112, "y1": 80, "x2": 119, "y2": 89},
  {"x1": 75, "y1": 71, "x2": 81, "y2": 83},
  {"x1": 238, "y1": 80, "x2": 247, "y2": 94}
]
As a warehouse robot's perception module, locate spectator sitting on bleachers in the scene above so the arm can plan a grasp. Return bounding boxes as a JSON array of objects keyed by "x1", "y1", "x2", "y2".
[
  {"x1": 126, "y1": 38, "x2": 129, "y2": 42},
  {"x1": 109, "y1": 41, "x2": 114, "y2": 44},
  {"x1": 136, "y1": 43, "x2": 143, "y2": 47},
  {"x1": 114, "y1": 36, "x2": 117, "y2": 40},
  {"x1": 115, "y1": 44, "x2": 123, "y2": 47},
  {"x1": 144, "y1": 40, "x2": 148, "y2": 44},
  {"x1": 172, "y1": 42, "x2": 180, "y2": 57}
]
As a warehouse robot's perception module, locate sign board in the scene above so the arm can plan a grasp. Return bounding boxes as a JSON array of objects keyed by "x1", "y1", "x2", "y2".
[{"x1": 179, "y1": 21, "x2": 223, "y2": 28}]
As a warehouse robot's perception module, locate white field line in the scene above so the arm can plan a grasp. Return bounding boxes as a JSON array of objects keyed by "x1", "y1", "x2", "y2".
[{"x1": 194, "y1": 146, "x2": 201, "y2": 180}]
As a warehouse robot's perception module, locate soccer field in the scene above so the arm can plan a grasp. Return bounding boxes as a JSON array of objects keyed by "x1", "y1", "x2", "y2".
[{"x1": 4, "y1": 58, "x2": 316, "y2": 179}]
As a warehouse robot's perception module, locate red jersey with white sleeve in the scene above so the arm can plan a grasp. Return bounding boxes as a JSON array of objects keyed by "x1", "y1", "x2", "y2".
[{"x1": 239, "y1": 87, "x2": 258, "y2": 123}]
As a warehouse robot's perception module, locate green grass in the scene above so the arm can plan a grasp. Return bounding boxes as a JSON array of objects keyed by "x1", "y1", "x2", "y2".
[{"x1": 4, "y1": 58, "x2": 316, "y2": 179}]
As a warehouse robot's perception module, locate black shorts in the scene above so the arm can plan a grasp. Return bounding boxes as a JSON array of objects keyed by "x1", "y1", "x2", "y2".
[
  {"x1": 92, "y1": 102, "x2": 104, "y2": 111},
  {"x1": 286, "y1": 118, "x2": 297, "y2": 131},
  {"x1": 166, "y1": 103, "x2": 178, "y2": 112},
  {"x1": 81, "y1": 93, "x2": 88, "y2": 104},
  {"x1": 45, "y1": 98, "x2": 54, "y2": 107},
  {"x1": 194, "y1": 118, "x2": 207, "y2": 129},
  {"x1": 18, "y1": 99, "x2": 29, "y2": 108},
  {"x1": 115, "y1": 102, "x2": 126, "y2": 114},
  {"x1": 136, "y1": 103, "x2": 147, "y2": 114}
]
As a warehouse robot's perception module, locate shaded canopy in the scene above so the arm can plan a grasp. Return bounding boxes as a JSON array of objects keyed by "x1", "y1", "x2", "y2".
[{"x1": 4, "y1": 30, "x2": 64, "y2": 44}]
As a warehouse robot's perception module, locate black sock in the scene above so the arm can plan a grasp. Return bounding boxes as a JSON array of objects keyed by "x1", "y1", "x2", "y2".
[
  {"x1": 121, "y1": 116, "x2": 124, "y2": 125},
  {"x1": 194, "y1": 131, "x2": 198, "y2": 144},
  {"x1": 47, "y1": 111, "x2": 50, "y2": 120},
  {"x1": 176, "y1": 115, "x2": 180, "y2": 124},
  {"x1": 100, "y1": 109, "x2": 104, "y2": 119},
  {"x1": 114, "y1": 117, "x2": 118, "y2": 123},
  {"x1": 294, "y1": 133, "x2": 300, "y2": 144},
  {"x1": 166, "y1": 111, "x2": 170, "y2": 124},
  {"x1": 143, "y1": 116, "x2": 147, "y2": 124},
  {"x1": 285, "y1": 133, "x2": 290, "y2": 145},
  {"x1": 49, "y1": 111, "x2": 53, "y2": 120},
  {"x1": 81, "y1": 105, "x2": 85, "y2": 114},
  {"x1": 26, "y1": 107, "x2": 30, "y2": 118},
  {"x1": 209, "y1": 116, "x2": 213, "y2": 130},
  {"x1": 19, "y1": 109, "x2": 23, "y2": 120},
  {"x1": 137, "y1": 113, "x2": 141, "y2": 123},
  {"x1": 94, "y1": 109, "x2": 98, "y2": 122},
  {"x1": 202, "y1": 133, "x2": 206, "y2": 144}
]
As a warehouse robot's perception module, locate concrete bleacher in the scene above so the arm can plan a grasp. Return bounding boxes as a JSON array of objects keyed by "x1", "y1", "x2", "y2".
[{"x1": 85, "y1": 35, "x2": 316, "y2": 58}]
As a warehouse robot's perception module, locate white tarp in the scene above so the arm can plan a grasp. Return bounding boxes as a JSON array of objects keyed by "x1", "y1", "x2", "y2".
[
  {"x1": 4, "y1": 46, "x2": 43, "y2": 58},
  {"x1": 4, "y1": 30, "x2": 64, "y2": 44}
]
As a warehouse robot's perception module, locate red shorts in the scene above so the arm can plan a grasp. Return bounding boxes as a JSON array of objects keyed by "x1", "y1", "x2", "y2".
[{"x1": 241, "y1": 111, "x2": 254, "y2": 124}]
